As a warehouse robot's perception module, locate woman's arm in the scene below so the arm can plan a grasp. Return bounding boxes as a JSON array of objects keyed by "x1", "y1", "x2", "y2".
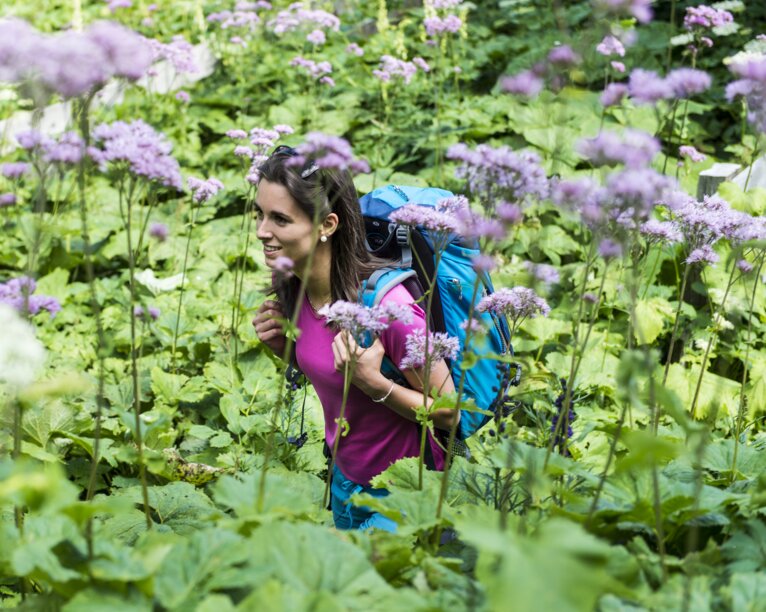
[
  {"x1": 331, "y1": 331, "x2": 459, "y2": 430},
  {"x1": 252, "y1": 299, "x2": 287, "y2": 357}
]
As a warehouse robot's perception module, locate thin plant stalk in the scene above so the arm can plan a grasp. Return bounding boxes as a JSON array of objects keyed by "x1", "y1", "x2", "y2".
[
  {"x1": 662, "y1": 262, "x2": 692, "y2": 386},
  {"x1": 323, "y1": 355, "x2": 355, "y2": 509},
  {"x1": 121, "y1": 177, "x2": 152, "y2": 529},
  {"x1": 171, "y1": 195, "x2": 199, "y2": 374},
  {"x1": 731, "y1": 256, "x2": 764, "y2": 480}
]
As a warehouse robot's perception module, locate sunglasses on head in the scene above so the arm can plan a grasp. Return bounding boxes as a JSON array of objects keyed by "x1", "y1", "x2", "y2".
[{"x1": 271, "y1": 145, "x2": 320, "y2": 179}]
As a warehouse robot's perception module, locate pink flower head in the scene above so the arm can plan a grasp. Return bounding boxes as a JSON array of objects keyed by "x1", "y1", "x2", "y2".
[
  {"x1": 683, "y1": 5, "x2": 734, "y2": 30},
  {"x1": 399, "y1": 329, "x2": 460, "y2": 370},
  {"x1": 547, "y1": 45, "x2": 580, "y2": 67},
  {"x1": 679, "y1": 145, "x2": 706, "y2": 163},
  {"x1": 346, "y1": 43, "x2": 364, "y2": 56},
  {"x1": 600, "y1": 83, "x2": 629, "y2": 107},
  {"x1": 288, "y1": 133, "x2": 370, "y2": 175},
  {"x1": 665, "y1": 68, "x2": 712, "y2": 98},
  {"x1": 500, "y1": 70, "x2": 544, "y2": 99},
  {"x1": 1, "y1": 162, "x2": 30, "y2": 180},
  {"x1": 577, "y1": 129, "x2": 660, "y2": 168},
  {"x1": 628, "y1": 68, "x2": 673, "y2": 105},
  {"x1": 273, "y1": 256, "x2": 294, "y2": 276},
  {"x1": 149, "y1": 222, "x2": 169, "y2": 241},
  {"x1": 477, "y1": 287, "x2": 550, "y2": 322},
  {"x1": 306, "y1": 29, "x2": 326, "y2": 45},
  {"x1": 596, "y1": 35, "x2": 626, "y2": 57},
  {"x1": 318, "y1": 300, "x2": 413, "y2": 342},
  {"x1": 187, "y1": 176, "x2": 224, "y2": 202}
]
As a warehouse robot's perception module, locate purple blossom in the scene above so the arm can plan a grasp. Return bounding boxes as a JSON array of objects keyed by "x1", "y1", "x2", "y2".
[
  {"x1": 628, "y1": 68, "x2": 673, "y2": 105},
  {"x1": 413, "y1": 57, "x2": 431, "y2": 73},
  {"x1": 686, "y1": 244, "x2": 719, "y2": 265},
  {"x1": 267, "y1": 5, "x2": 340, "y2": 35},
  {"x1": 472, "y1": 254, "x2": 497, "y2": 273},
  {"x1": 497, "y1": 201, "x2": 523, "y2": 225},
  {"x1": 592, "y1": 0, "x2": 653, "y2": 23},
  {"x1": 600, "y1": 83, "x2": 629, "y2": 107},
  {"x1": 460, "y1": 318, "x2": 485, "y2": 334},
  {"x1": 500, "y1": 70, "x2": 544, "y2": 99},
  {"x1": 287, "y1": 133, "x2": 370, "y2": 175},
  {"x1": 374, "y1": 55, "x2": 421, "y2": 85},
  {"x1": 42, "y1": 131, "x2": 85, "y2": 164},
  {"x1": 86, "y1": 21, "x2": 154, "y2": 80},
  {"x1": 665, "y1": 68, "x2": 712, "y2": 98},
  {"x1": 611, "y1": 61, "x2": 626, "y2": 73},
  {"x1": 447, "y1": 143, "x2": 549, "y2": 204},
  {"x1": 106, "y1": 0, "x2": 132, "y2": 11},
  {"x1": 290, "y1": 56, "x2": 333, "y2": 80},
  {"x1": 133, "y1": 305, "x2": 144, "y2": 318},
  {"x1": 640, "y1": 219, "x2": 682, "y2": 243},
  {"x1": 175, "y1": 90, "x2": 190, "y2": 103},
  {"x1": 1, "y1": 163, "x2": 30, "y2": 179},
  {"x1": 318, "y1": 300, "x2": 413, "y2": 341},
  {"x1": 551, "y1": 177, "x2": 607, "y2": 226},
  {"x1": 547, "y1": 45, "x2": 580, "y2": 67},
  {"x1": 234, "y1": 145, "x2": 255, "y2": 159},
  {"x1": 148, "y1": 306, "x2": 160, "y2": 320},
  {"x1": 399, "y1": 329, "x2": 460, "y2": 370},
  {"x1": 148, "y1": 35, "x2": 199, "y2": 75},
  {"x1": 424, "y1": 15, "x2": 462, "y2": 37},
  {"x1": 0, "y1": 276, "x2": 60, "y2": 318},
  {"x1": 15, "y1": 130, "x2": 48, "y2": 151},
  {"x1": 454, "y1": 207, "x2": 507, "y2": 242},
  {"x1": 90, "y1": 120, "x2": 183, "y2": 190},
  {"x1": 477, "y1": 286, "x2": 550, "y2": 323},
  {"x1": 737, "y1": 259, "x2": 754, "y2": 273},
  {"x1": 306, "y1": 29, "x2": 326, "y2": 45},
  {"x1": 598, "y1": 238, "x2": 623, "y2": 260},
  {"x1": 227, "y1": 129, "x2": 248, "y2": 140},
  {"x1": 605, "y1": 168, "x2": 676, "y2": 223},
  {"x1": 390, "y1": 203, "x2": 459, "y2": 236},
  {"x1": 577, "y1": 129, "x2": 660, "y2": 168},
  {"x1": 346, "y1": 43, "x2": 364, "y2": 57},
  {"x1": 273, "y1": 256, "x2": 294, "y2": 276},
  {"x1": 187, "y1": 176, "x2": 224, "y2": 203},
  {"x1": 319, "y1": 76, "x2": 335, "y2": 87},
  {"x1": 0, "y1": 193, "x2": 17, "y2": 207},
  {"x1": 525, "y1": 262, "x2": 560, "y2": 285},
  {"x1": 583, "y1": 292, "x2": 598, "y2": 304},
  {"x1": 597, "y1": 35, "x2": 626, "y2": 57},
  {"x1": 726, "y1": 56, "x2": 766, "y2": 134},
  {"x1": 683, "y1": 5, "x2": 734, "y2": 30},
  {"x1": 274, "y1": 124, "x2": 294, "y2": 135},
  {"x1": 679, "y1": 145, "x2": 706, "y2": 163},
  {"x1": 149, "y1": 222, "x2": 169, "y2": 241}
]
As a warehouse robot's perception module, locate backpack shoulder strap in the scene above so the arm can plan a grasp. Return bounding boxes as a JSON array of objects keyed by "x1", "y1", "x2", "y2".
[{"x1": 361, "y1": 267, "x2": 417, "y2": 308}]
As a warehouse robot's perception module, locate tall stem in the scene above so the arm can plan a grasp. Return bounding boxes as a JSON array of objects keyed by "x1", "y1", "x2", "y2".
[
  {"x1": 662, "y1": 263, "x2": 692, "y2": 385},
  {"x1": 323, "y1": 357, "x2": 354, "y2": 509},
  {"x1": 171, "y1": 196, "x2": 198, "y2": 374},
  {"x1": 124, "y1": 178, "x2": 152, "y2": 529}
]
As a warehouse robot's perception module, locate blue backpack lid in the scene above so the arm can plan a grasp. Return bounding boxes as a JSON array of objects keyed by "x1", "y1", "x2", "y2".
[{"x1": 359, "y1": 185, "x2": 454, "y2": 219}]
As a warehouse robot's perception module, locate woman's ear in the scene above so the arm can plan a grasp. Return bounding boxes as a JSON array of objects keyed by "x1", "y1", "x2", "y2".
[{"x1": 322, "y1": 212, "x2": 339, "y2": 238}]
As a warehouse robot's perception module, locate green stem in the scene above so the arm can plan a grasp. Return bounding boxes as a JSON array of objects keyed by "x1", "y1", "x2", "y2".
[
  {"x1": 323, "y1": 357, "x2": 354, "y2": 509},
  {"x1": 662, "y1": 262, "x2": 691, "y2": 386},
  {"x1": 171, "y1": 196, "x2": 199, "y2": 374}
]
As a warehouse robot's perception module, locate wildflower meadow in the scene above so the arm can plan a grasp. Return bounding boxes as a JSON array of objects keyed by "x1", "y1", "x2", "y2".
[{"x1": 2, "y1": 0, "x2": 766, "y2": 609}]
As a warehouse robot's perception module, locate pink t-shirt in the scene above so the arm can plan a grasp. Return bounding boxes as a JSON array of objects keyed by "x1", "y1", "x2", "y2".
[{"x1": 295, "y1": 284, "x2": 446, "y2": 484}]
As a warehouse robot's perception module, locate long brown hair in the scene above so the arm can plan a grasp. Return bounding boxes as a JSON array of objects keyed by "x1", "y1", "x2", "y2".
[{"x1": 257, "y1": 149, "x2": 385, "y2": 320}]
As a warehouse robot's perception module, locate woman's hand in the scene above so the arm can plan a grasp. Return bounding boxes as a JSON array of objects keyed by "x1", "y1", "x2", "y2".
[
  {"x1": 331, "y1": 331, "x2": 389, "y2": 398},
  {"x1": 252, "y1": 300, "x2": 286, "y2": 357}
]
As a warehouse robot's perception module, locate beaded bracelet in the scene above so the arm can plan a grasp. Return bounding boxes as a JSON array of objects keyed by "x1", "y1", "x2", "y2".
[{"x1": 372, "y1": 380, "x2": 395, "y2": 403}]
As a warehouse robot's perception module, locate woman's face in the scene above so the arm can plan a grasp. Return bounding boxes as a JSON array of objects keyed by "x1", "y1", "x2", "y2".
[{"x1": 255, "y1": 179, "x2": 318, "y2": 273}]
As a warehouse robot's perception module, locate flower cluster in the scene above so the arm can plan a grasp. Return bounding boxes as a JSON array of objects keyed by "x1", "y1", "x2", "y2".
[
  {"x1": 1, "y1": 162, "x2": 30, "y2": 180},
  {"x1": 134, "y1": 305, "x2": 161, "y2": 320},
  {"x1": 89, "y1": 120, "x2": 183, "y2": 190},
  {"x1": 15, "y1": 129, "x2": 85, "y2": 165},
  {"x1": 726, "y1": 55, "x2": 766, "y2": 134},
  {"x1": 525, "y1": 261, "x2": 560, "y2": 285},
  {"x1": 318, "y1": 300, "x2": 413, "y2": 341},
  {"x1": 149, "y1": 222, "x2": 169, "y2": 241},
  {"x1": 289, "y1": 56, "x2": 334, "y2": 86},
  {"x1": 0, "y1": 19, "x2": 153, "y2": 98},
  {"x1": 592, "y1": 0, "x2": 653, "y2": 23},
  {"x1": 683, "y1": 5, "x2": 734, "y2": 30},
  {"x1": 577, "y1": 129, "x2": 660, "y2": 168},
  {"x1": 500, "y1": 70, "x2": 544, "y2": 99},
  {"x1": 228, "y1": 124, "x2": 293, "y2": 184},
  {"x1": 373, "y1": 55, "x2": 427, "y2": 85},
  {"x1": 596, "y1": 35, "x2": 626, "y2": 57},
  {"x1": 207, "y1": 1, "x2": 269, "y2": 33},
  {"x1": 477, "y1": 287, "x2": 550, "y2": 323},
  {"x1": 267, "y1": 3, "x2": 340, "y2": 35},
  {"x1": 187, "y1": 176, "x2": 224, "y2": 203},
  {"x1": 0, "y1": 276, "x2": 61, "y2": 318},
  {"x1": 424, "y1": 15, "x2": 462, "y2": 37},
  {"x1": 287, "y1": 133, "x2": 370, "y2": 175},
  {"x1": 399, "y1": 329, "x2": 460, "y2": 370},
  {"x1": 627, "y1": 67, "x2": 712, "y2": 105},
  {"x1": 679, "y1": 145, "x2": 706, "y2": 163},
  {"x1": 147, "y1": 35, "x2": 199, "y2": 75},
  {"x1": 447, "y1": 143, "x2": 549, "y2": 205}
]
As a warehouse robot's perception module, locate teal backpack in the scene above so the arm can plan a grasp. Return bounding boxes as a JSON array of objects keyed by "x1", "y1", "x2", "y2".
[{"x1": 359, "y1": 185, "x2": 519, "y2": 441}]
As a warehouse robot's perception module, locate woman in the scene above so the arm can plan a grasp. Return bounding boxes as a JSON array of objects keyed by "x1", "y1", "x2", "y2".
[{"x1": 251, "y1": 145, "x2": 457, "y2": 531}]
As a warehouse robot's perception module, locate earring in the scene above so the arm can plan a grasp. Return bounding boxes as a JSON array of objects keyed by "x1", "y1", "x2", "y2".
[{"x1": 320, "y1": 235, "x2": 328, "y2": 243}]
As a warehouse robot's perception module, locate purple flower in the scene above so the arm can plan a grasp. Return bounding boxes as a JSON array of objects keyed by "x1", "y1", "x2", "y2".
[
  {"x1": 290, "y1": 56, "x2": 333, "y2": 80},
  {"x1": 726, "y1": 56, "x2": 766, "y2": 134},
  {"x1": 227, "y1": 129, "x2": 248, "y2": 140},
  {"x1": 737, "y1": 259, "x2": 754, "y2": 273},
  {"x1": 611, "y1": 61, "x2": 626, "y2": 73},
  {"x1": 597, "y1": 35, "x2": 626, "y2": 57},
  {"x1": 148, "y1": 306, "x2": 160, "y2": 320},
  {"x1": 472, "y1": 254, "x2": 497, "y2": 273},
  {"x1": 267, "y1": 5, "x2": 340, "y2": 35},
  {"x1": 413, "y1": 57, "x2": 431, "y2": 73},
  {"x1": 273, "y1": 124, "x2": 294, "y2": 135},
  {"x1": 605, "y1": 168, "x2": 675, "y2": 222},
  {"x1": 90, "y1": 120, "x2": 183, "y2": 189},
  {"x1": 683, "y1": 5, "x2": 734, "y2": 30},
  {"x1": 106, "y1": 0, "x2": 132, "y2": 11},
  {"x1": 583, "y1": 292, "x2": 598, "y2": 304},
  {"x1": 477, "y1": 286, "x2": 550, "y2": 323},
  {"x1": 551, "y1": 177, "x2": 607, "y2": 226},
  {"x1": 592, "y1": 0, "x2": 653, "y2": 23},
  {"x1": 497, "y1": 201, "x2": 523, "y2": 225},
  {"x1": 187, "y1": 176, "x2": 224, "y2": 203},
  {"x1": 454, "y1": 207, "x2": 507, "y2": 242},
  {"x1": 1, "y1": 162, "x2": 29, "y2": 179},
  {"x1": 86, "y1": 21, "x2": 153, "y2": 81},
  {"x1": 319, "y1": 76, "x2": 335, "y2": 87},
  {"x1": 447, "y1": 143, "x2": 549, "y2": 204},
  {"x1": 374, "y1": 55, "x2": 421, "y2": 84},
  {"x1": 424, "y1": 15, "x2": 463, "y2": 37},
  {"x1": 600, "y1": 83, "x2": 629, "y2": 107},
  {"x1": 149, "y1": 222, "x2": 169, "y2": 241},
  {"x1": 679, "y1": 145, "x2": 706, "y2": 163},
  {"x1": 665, "y1": 68, "x2": 712, "y2": 98},
  {"x1": 399, "y1": 329, "x2": 460, "y2": 370},
  {"x1": 42, "y1": 131, "x2": 85, "y2": 164},
  {"x1": 306, "y1": 29, "x2": 326, "y2": 45},
  {"x1": 133, "y1": 305, "x2": 144, "y2": 318},
  {"x1": 598, "y1": 238, "x2": 622, "y2": 260},
  {"x1": 148, "y1": 35, "x2": 199, "y2": 75},
  {"x1": 548, "y1": 45, "x2": 580, "y2": 67},
  {"x1": 577, "y1": 129, "x2": 660, "y2": 168},
  {"x1": 460, "y1": 318, "x2": 485, "y2": 334},
  {"x1": 287, "y1": 133, "x2": 370, "y2": 175},
  {"x1": 15, "y1": 130, "x2": 48, "y2": 151},
  {"x1": 640, "y1": 219, "x2": 682, "y2": 243},
  {"x1": 346, "y1": 43, "x2": 364, "y2": 57},
  {"x1": 525, "y1": 262, "x2": 560, "y2": 285},
  {"x1": 628, "y1": 69, "x2": 673, "y2": 105},
  {"x1": 0, "y1": 276, "x2": 60, "y2": 318},
  {"x1": 273, "y1": 256, "x2": 294, "y2": 276},
  {"x1": 686, "y1": 244, "x2": 719, "y2": 265},
  {"x1": 318, "y1": 300, "x2": 413, "y2": 341},
  {"x1": 500, "y1": 70, "x2": 544, "y2": 99},
  {"x1": 175, "y1": 90, "x2": 190, "y2": 103},
  {"x1": 0, "y1": 193, "x2": 17, "y2": 207},
  {"x1": 234, "y1": 145, "x2": 255, "y2": 159}
]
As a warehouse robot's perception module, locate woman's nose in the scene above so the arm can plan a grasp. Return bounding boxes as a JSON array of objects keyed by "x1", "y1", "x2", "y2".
[{"x1": 255, "y1": 218, "x2": 271, "y2": 240}]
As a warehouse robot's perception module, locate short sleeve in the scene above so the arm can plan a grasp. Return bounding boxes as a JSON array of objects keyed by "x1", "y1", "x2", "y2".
[{"x1": 378, "y1": 284, "x2": 426, "y2": 372}]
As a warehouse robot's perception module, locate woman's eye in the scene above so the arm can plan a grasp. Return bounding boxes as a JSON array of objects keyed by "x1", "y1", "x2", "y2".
[{"x1": 273, "y1": 216, "x2": 288, "y2": 226}]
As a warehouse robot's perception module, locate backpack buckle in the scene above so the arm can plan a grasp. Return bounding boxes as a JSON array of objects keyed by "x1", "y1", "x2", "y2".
[{"x1": 395, "y1": 225, "x2": 409, "y2": 246}]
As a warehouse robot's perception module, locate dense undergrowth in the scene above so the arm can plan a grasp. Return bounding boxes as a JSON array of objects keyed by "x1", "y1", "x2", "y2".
[{"x1": 2, "y1": 0, "x2": 766, "y2": 610}]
